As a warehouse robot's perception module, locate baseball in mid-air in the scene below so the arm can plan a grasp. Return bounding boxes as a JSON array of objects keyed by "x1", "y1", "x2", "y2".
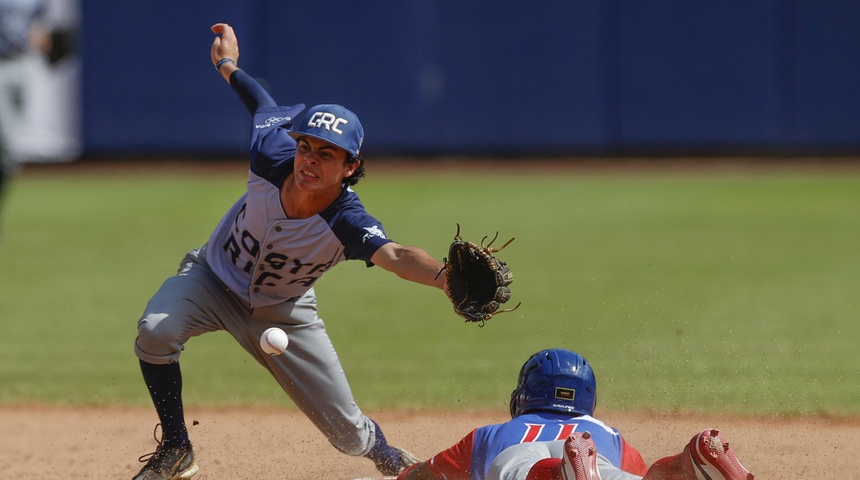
[{"x1": 260, "y1": 327, "x2": 289, "y2": 355}]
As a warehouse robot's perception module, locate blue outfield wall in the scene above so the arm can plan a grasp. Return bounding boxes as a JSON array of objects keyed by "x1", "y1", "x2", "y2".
[{"x1": 80, "y1": 1, "x2": 860, "y2": 156}]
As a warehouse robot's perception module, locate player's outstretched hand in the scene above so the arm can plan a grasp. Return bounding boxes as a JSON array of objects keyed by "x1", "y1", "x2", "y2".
[{"x1": 211, "y1": 23, "x2": 240, "y2": 80}]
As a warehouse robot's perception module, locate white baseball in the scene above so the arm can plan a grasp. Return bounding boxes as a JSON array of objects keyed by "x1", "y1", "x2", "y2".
[{"x1": 260, "y1": 327, "x2": 289, "y2": 355}]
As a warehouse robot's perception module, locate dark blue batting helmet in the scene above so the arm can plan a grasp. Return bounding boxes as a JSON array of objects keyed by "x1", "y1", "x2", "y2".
[{"x1": 509, "y1": 349, "x2": 597, "y2": 418}]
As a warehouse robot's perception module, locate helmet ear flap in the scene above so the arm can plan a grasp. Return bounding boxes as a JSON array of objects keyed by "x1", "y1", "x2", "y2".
[{"x1": 510, "y1": 357, "x2": 534, "y2": 418}]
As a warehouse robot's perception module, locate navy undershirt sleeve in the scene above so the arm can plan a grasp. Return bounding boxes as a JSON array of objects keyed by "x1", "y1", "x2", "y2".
[{"x1": 229, "y1": 69, "x2": 277, "y2": 114}]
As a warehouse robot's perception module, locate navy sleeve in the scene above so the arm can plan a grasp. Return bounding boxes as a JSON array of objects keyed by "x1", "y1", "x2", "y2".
[
  {"x1": 322, "y1": 194, "x2": 393, "y2": 265},
  {"x1": 229, "y1": 70, "x2": 277, "y2": 114},
  {"x1": 249, "y1": 105, "x2": 306, "y2": 180}
]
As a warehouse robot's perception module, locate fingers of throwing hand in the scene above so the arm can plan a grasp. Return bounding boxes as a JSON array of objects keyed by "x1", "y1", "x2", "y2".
[
  {"x1": 210, "y1": 23, "x2": 231, "y2": 34},
  {"x1": 210, "y1": 23, "x2": 239, "y2": 66}
]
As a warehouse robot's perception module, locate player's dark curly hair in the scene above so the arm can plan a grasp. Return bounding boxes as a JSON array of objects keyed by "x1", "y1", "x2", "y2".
[{"x1": 343, "y1": 155, "x2": 365, "y2": 186}]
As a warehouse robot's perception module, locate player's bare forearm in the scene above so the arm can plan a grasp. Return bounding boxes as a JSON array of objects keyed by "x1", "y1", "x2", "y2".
[
  {"x1": 211, "y1": 23, "x2": 240, "y2": 82},
  {"x1": 372, "y1": 243, "x2": 448, "y2": 291}
]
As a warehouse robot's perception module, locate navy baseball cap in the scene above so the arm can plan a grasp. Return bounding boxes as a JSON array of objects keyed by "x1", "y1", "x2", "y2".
[{"x1": 288, "y1": 104, "x2": 364, "y2": 157}]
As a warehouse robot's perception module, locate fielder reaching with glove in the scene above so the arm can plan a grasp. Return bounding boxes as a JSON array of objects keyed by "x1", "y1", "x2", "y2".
[{"x1": 130, "y1": 23, "x2": 513, "y2": 480}]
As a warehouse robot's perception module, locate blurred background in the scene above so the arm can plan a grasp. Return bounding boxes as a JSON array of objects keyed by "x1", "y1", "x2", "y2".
[{"x1": 9, "y1": 0, "x2": 860, "y2": 163}]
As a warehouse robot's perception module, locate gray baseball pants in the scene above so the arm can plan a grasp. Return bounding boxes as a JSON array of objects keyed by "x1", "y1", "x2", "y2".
[{"x1": 134, "y1": 246, "x2": 377, "y2": 456}]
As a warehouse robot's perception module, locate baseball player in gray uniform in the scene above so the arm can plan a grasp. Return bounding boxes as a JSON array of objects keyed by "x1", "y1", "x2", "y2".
[
  {"x1": 0, "y1": 0, "x2": 48, "y2": 224},
  {"x1": 131, "y1": 23, "x2": 448, "y2": 480}
]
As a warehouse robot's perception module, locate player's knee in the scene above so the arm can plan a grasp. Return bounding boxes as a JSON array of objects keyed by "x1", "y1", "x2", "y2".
[{"x1": 136, "y1": 313, "x2": 183, "y2": 355}]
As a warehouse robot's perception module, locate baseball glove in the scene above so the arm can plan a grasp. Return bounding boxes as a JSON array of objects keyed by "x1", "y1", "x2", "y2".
[{"x1": 442, "y1": 224, "x2": 519, "y2": 324}]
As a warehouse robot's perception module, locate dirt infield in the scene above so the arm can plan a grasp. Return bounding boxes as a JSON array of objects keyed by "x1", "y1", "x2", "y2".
[{"x1": 2, "y1": 405, "x2": 856, "y2": 478}]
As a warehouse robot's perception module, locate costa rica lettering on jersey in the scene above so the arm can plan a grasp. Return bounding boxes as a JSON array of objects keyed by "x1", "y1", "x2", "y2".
[{"x1": 205, "y1": 105, "x2": 392, "y2": 308}]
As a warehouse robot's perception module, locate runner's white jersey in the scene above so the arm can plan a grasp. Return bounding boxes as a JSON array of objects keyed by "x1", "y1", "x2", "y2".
[{"x1": 206, "y1": 105, "x2": 391, "y2": 308}]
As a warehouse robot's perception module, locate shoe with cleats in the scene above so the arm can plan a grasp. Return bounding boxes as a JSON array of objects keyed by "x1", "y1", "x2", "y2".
[
  {"x1": 562, "y1": 431, "x2": 602, "y2": 480},
  {"x1": 133, "y1": 424, "x2": 199, "y2": 480},
  {"x1": 688, "y1": 429, "x2": 754, "y2": 480},
  {"x1": 375, "y1": 446, "x2": 419, "y2": 476}
]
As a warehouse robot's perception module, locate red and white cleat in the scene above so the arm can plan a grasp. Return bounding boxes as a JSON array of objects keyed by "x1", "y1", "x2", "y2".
[
  {"x1": 688, "y1": 429, "x2": 755, "y2": 480},
  {"x1": 561, "y1": 431, "x2": 602, "y2": 480}
]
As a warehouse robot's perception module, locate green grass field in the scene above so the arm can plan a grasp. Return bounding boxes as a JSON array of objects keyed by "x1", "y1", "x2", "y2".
[{"x1": 1, "y1": 162, "x2": 858, "y2": 417}]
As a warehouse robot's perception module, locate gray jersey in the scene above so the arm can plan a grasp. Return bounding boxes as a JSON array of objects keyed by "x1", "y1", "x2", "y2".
[{"x1": 206, "y1": 105, "x2": 391, "y2": 308}]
